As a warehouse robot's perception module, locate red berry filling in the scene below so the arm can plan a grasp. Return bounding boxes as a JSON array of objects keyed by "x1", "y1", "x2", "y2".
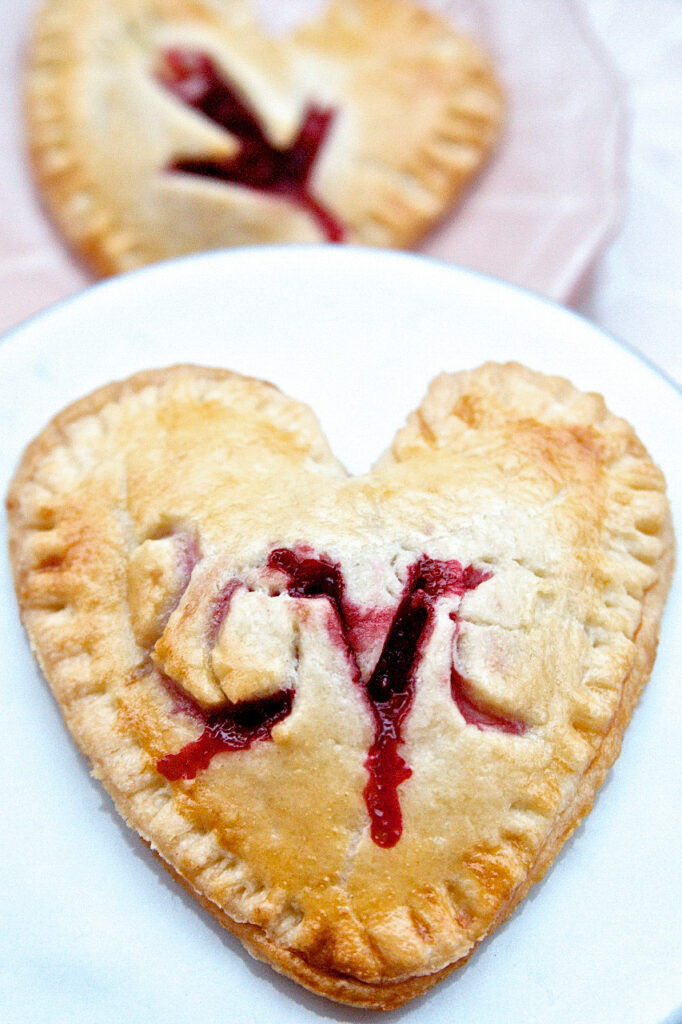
[
  {"x1": 157, "y1": 547, "x2": 526, "y2": 847},
  {"x1": 157, "y1": 685, "x2": 295, "y2": 781},
  {"x1": 267, "y1": 549, "x2": 503, "y2": 848},
  {"x1": 158, "y1": 49, "x2": 345, "y2": 242},
  {"x1": 207, "y1": 579, "x2": 242, "y2": 646},
  {"x1": 157, "y1": 575, "x2": 293, "y2": 781},
  {"x1": 451, "y1": 665, "x2": 526, "y2": 735}
]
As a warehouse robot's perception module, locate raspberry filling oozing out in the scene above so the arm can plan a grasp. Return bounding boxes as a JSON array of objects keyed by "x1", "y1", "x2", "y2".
[
  {"x1": 157, "y1": 581, "x2": 294, "y2": 781},
  {"x1": 268, "y1": 549, "x2": 523, "y2": 849},
  {"x1": 157, "y1": 548, "x2": 527, "y2": 847},
  {"x1": 360, "y1": 557, "x2": 494, "y2": 848},
  {"x1": 157, "y1": 684, "x2": 295, "y2": 781},
  {"x1": 158, "y1": 48, "x2": 345, "y2": 242}
]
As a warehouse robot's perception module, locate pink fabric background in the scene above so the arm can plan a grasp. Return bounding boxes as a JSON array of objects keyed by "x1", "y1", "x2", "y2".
[{"x1": 0, "y1": 0, "x2": 626, "y2": 336}]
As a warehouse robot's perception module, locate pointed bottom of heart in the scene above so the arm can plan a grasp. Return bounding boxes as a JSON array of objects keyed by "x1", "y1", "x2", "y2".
[{"x1": 128, "y1": 605, "x2": 664, "y2": 1015}]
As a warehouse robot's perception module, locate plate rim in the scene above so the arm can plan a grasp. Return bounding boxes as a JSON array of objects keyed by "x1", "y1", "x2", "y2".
[{"x1": 0, "y1": 245, "x2": 680, "y2": 399}]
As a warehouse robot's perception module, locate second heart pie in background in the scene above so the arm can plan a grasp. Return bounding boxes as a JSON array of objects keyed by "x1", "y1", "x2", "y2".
[{"x1": 26, "y1": 0, "x2": 502, "y2": 275}]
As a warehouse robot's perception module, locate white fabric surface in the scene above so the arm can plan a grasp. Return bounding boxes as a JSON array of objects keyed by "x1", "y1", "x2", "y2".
[{"x1": 577, "y1": 0, "x2": 682, "y2": 386}]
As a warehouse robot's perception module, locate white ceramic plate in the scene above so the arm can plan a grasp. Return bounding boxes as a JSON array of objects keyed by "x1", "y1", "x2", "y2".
[{"x1": 1, "y1": 248, "x2": 679, "y2": 1024}]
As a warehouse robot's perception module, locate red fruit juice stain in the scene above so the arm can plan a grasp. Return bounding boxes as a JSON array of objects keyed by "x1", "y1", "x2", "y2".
[
  {"x1": 157, "y1": 578, "x2": 293, "y2": 781},
  {"x1": 158, "y1": 49, "x2": 345, "y2": 242},
  {"x1": 157, "y1": 547, "x2": 525, "y2": 847},
  {"x1": 268, "y1": 549, "x2": 495, "y2": 849},
  {"x1": 451, "y1": 666, "x2": 526, "y2": 735},
  {"x1": 174, "y1": 529, "x2": 201, "y2": 584},
  {"x1": 157, "y1": 685, "x2": 295, "y2": 781},
  {"x1": 207, "y1": 579, "x2": 242, "y2": 647}
]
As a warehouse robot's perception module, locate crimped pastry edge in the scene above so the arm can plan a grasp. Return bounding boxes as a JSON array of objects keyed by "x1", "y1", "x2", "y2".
[{"x1": 139, "y1": 510, "x2": 675, "y2": 1010}]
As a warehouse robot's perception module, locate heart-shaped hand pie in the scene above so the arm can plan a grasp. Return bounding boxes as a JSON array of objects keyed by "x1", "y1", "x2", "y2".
[
  {"x1": 27, "y1": 0, "x2": 502, "y2": 275},
  {"x1": 7, "y1": 363, "x2": 673, "y2": 1009}
]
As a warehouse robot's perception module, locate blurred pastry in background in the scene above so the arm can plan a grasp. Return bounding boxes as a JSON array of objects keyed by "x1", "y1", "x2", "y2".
[{"x1": 26, "y1": 0, "x2": 502, "y2": 276}]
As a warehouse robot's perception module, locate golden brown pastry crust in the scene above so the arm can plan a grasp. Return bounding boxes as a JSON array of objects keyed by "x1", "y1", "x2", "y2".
[
  {"x1": 26, "y1": 0, "x2": 502, "y2": 275},
  {"x1": 7, "y1": 363, "x2": 673, "y2": 1009}
]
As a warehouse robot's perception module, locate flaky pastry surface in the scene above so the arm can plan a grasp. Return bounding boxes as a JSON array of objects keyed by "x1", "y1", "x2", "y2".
[
  {"x1": 7, "y1": 363, "x2": 673, "y2": 1009},
  {"x1": 26, "y1": 0, "x2": 502, "y2": 275}
]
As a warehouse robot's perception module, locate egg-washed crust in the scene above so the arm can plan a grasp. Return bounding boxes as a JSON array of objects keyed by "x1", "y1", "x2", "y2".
[
  {"x1": 7, "y1": 363, "x2": 674, "y2": 1010},
  {"x1": 26, "y1": 0, "x2": 502, "y2": 276}
]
